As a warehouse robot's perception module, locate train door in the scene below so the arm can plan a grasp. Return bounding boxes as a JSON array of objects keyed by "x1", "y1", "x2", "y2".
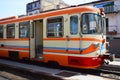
[
  {"x1": 30, "y1": 21, "x2": 35, "y2": 59},
  {"x1": 67, "y1": 14, "x2": 80, "y2": 53},
  {"x1": 29, "y1": 20, "x2": 43, "y2": 60},
  {"x1": 34, "y1": 20, "x2": 43, "y2": 59}
]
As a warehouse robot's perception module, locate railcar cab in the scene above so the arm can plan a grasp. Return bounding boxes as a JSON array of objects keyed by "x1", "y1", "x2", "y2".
[
  {"x1": 79, "y1": 8, "x2": 114, "y2": 63},
  {"x1": 80, "y1": 12, "x2": 105, "y2": 53}
]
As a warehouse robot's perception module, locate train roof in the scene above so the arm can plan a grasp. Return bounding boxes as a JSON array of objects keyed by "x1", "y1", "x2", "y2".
[
  {"x1": 0, "y1": 16, "x2": 17, "y2": 22},
  {"x1": 0, "y1": 6, "x2": 100, "y2": 25}
]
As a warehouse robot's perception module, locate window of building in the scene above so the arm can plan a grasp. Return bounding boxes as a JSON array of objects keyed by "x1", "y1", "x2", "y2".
[
  {"x1": 70, "y1": 15, "x2": 78, "y2": 35},
  {"x1": 32, "y1": 3, "x2": 35, "y2": 9},
  {"x1": 0, "y1": 25, "x2": 3, "y2": 38},
  {"x1": 47, "y1": 17, "x2": 63, "y2": 37},
  {"x1": 94, "y1": 2, "x2": 114, "y2": 13},
  {"x1": 34, "y1": 3, "x2": 37, "y2": 8},
  {"x1": 104, "y1": 5, "x2": 114, "y2": 13},
  {"x1": 36, "y1": 2, "x2": 40, "y2": 8},
  {"x1": 27, "y1": 4, "x2": 32, "y2": 11},
  {"x1": 7, "y1": 24, "x2": 15, "y2": 38},
  {"x1": 19, "y1": 21, "x2": 30, "y2": 38}
]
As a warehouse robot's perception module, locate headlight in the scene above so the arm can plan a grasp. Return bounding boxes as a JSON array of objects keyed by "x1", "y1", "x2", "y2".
[{"x1": 94, "y1": 43, "x2": 100, "y2": 48}]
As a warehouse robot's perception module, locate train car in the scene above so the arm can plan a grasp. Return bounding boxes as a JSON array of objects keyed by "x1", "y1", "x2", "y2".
[{"x1": 0, "y1": 6, "x2": 114, "y2": 69}]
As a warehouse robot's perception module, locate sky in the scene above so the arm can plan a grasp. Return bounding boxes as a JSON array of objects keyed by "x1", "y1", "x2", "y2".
[{"x1": 0, "y1": 0, "x2": 98, "y2": 18}]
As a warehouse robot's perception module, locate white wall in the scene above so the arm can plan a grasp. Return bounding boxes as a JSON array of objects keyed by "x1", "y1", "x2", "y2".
[
  {"x1": 116, "y1": 12, "x2": 120, "y2": 34},
  {"x1": 106, "y1": 14, "x2": 117, "y2": 31},
  {"x1": 114, "y1": 0, "x2": 120, "y2": 34}
]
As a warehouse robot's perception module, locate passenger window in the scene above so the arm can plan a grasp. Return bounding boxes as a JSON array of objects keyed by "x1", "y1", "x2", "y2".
[
  {"x1": 7, "y1": 24, "x2": 15, "y2": 38},
  {"x1": 0, "y1": 25, "x2": 3, "y2": 38},
  {"x1": 47, "y1": 17, "x2": 63, "y2": 37},
  {"x1": 70, "y1": 15, "x2": 78, "y2": 35},
  {"x1": 19, "y1": 21, "x2": 30, "y2": 38}
]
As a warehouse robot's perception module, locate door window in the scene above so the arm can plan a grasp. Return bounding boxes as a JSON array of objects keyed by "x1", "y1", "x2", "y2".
[{"x1": 70, "y1": 15, "x2": 78, "y2": 35}]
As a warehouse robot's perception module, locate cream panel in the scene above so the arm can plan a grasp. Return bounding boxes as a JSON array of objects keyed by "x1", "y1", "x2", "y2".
[
  {"x1": 3, "y1": 25, "x2": 6, "y2": 39},
  {"x1": 15, "y1": 23, "x2": 19, "y2": 39},
  {"x1": 4, "y1": 41, "x2": 29, "y2": 46},
  {"x1": 43, "y1": 18, "x2": 47, "y2": 38},
  {"x1": 44, "y1": 41, "x2": 66, "y2": 47},
  {"x1": 63, "y1": 14, "x2": 69, "y2": 38},
  {"x1": 68, "y1": 41, "x2": 80, "y2": 48},
  {"x1": 81, "y1": 41, "x2": 93, "y2": 48}
]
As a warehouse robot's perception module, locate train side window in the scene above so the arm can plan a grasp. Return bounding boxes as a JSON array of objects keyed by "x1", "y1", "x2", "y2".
[
  {"x1": 7, "y1": 24, "x2": 15, "y2": 38},
  {"x1": 47, "y1": 17, "x2": 63, "y2": 37},
  {"x1": 19, "y1": 21, "x2": 30, "y2": 38},
  {"x1": 0, "y1": 25, "x2": 3, "y2": 38},
  {"x1": 70, "y1": 15, "x2": 78, "y2": 35}
]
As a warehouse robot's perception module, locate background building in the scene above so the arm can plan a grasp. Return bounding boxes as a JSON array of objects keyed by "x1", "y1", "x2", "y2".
[{"x1": 26, "y1": 0, "x2": 68, "y2": 15}]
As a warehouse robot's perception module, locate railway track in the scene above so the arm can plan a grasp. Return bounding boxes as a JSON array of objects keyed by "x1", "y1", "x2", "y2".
[
  {"x1": 97, "y1": 64, "x2": 120, "y2": 74},
  {"x1": 94, "y1": 64, "x2": 120, "y2": 79},
  {"x1": 0, "y1": 58, "x2": 119, "y2": 80},
  {"x1": 0, "y1": 76, "x2": 9, "y2": 80},
  {"x1": 59, "y1": 66, "x2": 120, "y2": 80},
  {"x1": 60, "y1": 63, "x2": 120, "y2": 79}
]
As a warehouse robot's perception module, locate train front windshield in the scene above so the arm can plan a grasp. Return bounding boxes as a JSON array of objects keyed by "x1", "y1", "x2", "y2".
[{"x1": 81, "y1": 13, "x2": 104, "y2": 34}]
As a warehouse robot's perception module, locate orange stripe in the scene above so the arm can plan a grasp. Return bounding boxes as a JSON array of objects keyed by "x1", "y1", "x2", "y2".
[
  {"x1": 82, "y1": 38, "x2": 102, "y2": 42},
  {"x1": 43, "y1": 38, "x2": 66, "y2": 41},
  {"x1": 0, "y1": 38, "x2": 101, "y2": 42},
  {"x1": 0, "y1": 50, "x2": 29, "y2": 59},
  {"x1": 19, "y1": 52, "x2": 29, "y2": 59},
  {"x1": 0, "y1": 38, "x2": 29, "y2": 41},
  {"x1": 0, "y1": 50, "x2": 9, "y2": 57},
  {"x1": 0, "y1": 6, "x2": 100, "y2": 24},
  {"x1": 43, "y1": 38, "x2": 102, "y2": 42},
  {"x1": 81, "y1": 44, "x2": 99, "y2": 54},
  {"x1": 43, "y1": 53, "x2": 68, "y2": 65}
]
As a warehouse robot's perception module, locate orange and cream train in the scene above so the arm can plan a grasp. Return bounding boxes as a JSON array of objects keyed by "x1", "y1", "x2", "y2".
[{"x1": 0, "y1": 6, "x2": 114, "y2": 69}]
